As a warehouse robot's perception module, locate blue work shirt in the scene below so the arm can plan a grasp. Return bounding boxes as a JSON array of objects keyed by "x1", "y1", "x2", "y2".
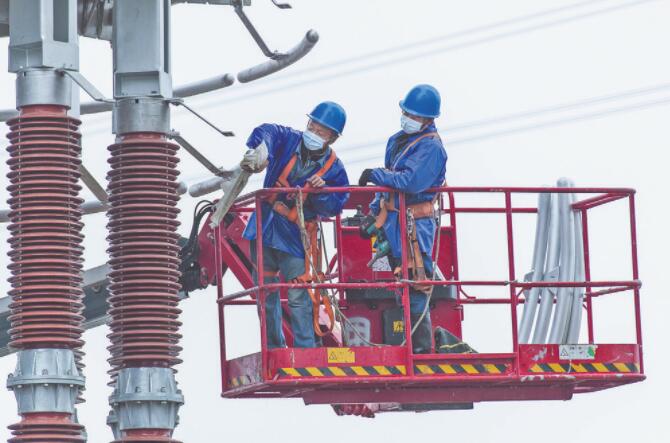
[
  {"x1": 242, "y1": 123, "x2": 350, "y2": 258},
  {"x1": 369, "y1": 123, "x2": 447, "y2": 258}
]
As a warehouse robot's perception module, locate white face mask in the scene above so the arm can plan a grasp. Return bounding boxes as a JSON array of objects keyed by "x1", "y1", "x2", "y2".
[
  {"x1": 401, "y1": 114, "x2": 423, "y2": 134},
  {"x1": 302, "y1": 130, "x2": 326, "y2": 151}
]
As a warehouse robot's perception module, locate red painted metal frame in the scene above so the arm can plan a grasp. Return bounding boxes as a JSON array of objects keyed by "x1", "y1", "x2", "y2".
[{"x1": 215, "y1": 186, "x2": 644, "y2": 405}]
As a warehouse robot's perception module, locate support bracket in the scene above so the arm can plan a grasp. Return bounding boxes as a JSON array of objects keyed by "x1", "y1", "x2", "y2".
[
  {"x1": 168, "y1": 98, "x2": 234, "y2": 137},
  {"x1": 168, "y1": 130, "x2": 227, "y2": 177},
  {"x1": 57, "y1": 69, "x2": 114, "y2": 104},
  {"x1": 233, "y1": 0, "x2": 284, "y2": 59}
]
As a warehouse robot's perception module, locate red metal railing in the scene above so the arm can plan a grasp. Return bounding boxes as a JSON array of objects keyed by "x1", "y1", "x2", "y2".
[{"x1": 214, "y1": 186, "x2": 642, "y2": 392}]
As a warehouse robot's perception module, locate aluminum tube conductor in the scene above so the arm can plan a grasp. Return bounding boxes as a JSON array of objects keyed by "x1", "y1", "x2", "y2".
[
  {"x1": 532, "y1": 190, "x2": 562, "y2": 344},
  {"x1": 189, "y1": 175, "x2": 226, "y2": 197},
  {"x1": 0, "y1": 73, "x2": 236, "y2": 121},
  {"x1": 237, "y1": 30, "x2": 319, "y2": 83},
  {"x1": 567, "y1": 192, "x2": 586, "y2": 343},
  {"x1": 83, "y1": 73, "x2": 235, "y2": 115},
  {"x1": 0, "y1": 182, "x2": 187, "y2": 223},
  {"x1": 548, "y1": 179, "x2": 577, "y2": 343},
  {"x1": 518, "y1": 192, "x2": 551, "y2": 343}
]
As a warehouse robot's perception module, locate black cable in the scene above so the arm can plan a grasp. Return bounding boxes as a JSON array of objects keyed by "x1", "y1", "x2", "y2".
[{"x1": 182, "y1": 200, "x2": 214, "y2": 254}]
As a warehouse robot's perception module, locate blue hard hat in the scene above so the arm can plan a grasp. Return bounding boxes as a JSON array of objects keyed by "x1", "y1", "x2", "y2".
[
  {"x1": 307, "y1": 101, "x2": 347, "y2": 135},
  {"x1": 399, "y1": 84, "x2": 441, "y2": 118}
]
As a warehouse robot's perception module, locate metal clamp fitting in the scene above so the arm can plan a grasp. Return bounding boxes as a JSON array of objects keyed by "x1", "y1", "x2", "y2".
[
  {"x1": 6, "y1": 349, "x2": 85, "y2": 415},
  {"x1": 108, "y1": 367, "x2": 184, "y2": 432}
]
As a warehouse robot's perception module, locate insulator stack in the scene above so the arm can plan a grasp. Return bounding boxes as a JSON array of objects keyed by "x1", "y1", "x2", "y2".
[
  {"x1": 113, "y1": 430, "x2": 179, "y2": 443},
  {"x1": 6, "y1": 105, "x2": 85, "y2": 349},
  {"x1": 105, "y1": 132, "x2": 183, "y2": 442},
  {"x1": 7, "y1": 413, "x2": 84, "y2": 443},
  {"x1": 106, "y1": 132, "x2": 182, "y2": 364},
  {"x1": 5, "y1": 105, "x2": 86, "y2": 441}
]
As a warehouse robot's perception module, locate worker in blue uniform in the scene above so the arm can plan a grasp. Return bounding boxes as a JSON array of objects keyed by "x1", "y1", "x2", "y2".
[
  {"x1": 358, "y1": 85, "x2": 447, "y2": 353},
  {"x1": 242, "y1": 101, "x2": 350, "y2": 349}
]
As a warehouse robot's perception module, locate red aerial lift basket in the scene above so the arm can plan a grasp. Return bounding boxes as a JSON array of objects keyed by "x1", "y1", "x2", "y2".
[{"x1": 207, "y1": 185, "x2": 644, "y2": 413}]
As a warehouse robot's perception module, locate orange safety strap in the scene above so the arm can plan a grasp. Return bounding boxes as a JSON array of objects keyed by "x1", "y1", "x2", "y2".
[
  {"x1": 267, "y1": 155, "x2": 298, "y2": 205},
  {"x1": 379, "y1": 132, "x2": 441, "y2": 216},
  {"x1": 276, "y1": 155, "x2": 298, "y2": 188},
  {"x1": 290, "y1": 222, "x2": 335, "y2": 337},
  {"x1": 269, "y1": 151, "x2": 338, "y2": 336},
  {"x1": 269, "y1": 151, "x2": 337, "y2": 200},
  {"x1": 391, "y1": 132, "x2": 440, "y2": 171},
  {"x1": 271, "y1": 151, "x2": 338, "y2": 222}
]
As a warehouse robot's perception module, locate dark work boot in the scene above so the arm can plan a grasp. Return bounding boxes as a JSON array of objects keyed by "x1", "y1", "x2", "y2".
[
  {"x1": 410, "y1": 312, "x2": 433, "y2": 354},
  {"x1": 434, "y1": 326, "x2": 477, "y2": 354}
]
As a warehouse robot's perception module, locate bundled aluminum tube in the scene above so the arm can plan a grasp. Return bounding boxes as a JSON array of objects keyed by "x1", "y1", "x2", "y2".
[
  {"x1": 0, "y1": 182, "x2": 187, "y2": 223},
  {"x1": 518, "y1": 192, "x2": 551, "y2": 343},
  {"x1": 0, "y1": 74, "x2": 236, "y2": 121},
  {"x1": 528, "y1": 178, "x2": 587, "y2": 344},
  {"x1": 189, "y1": 175, "x2": 230, "y2": 198},
  {"x1": 548, "y1": 179, "x2": 577, "y2": 343},
  {"x1": 532, "y1": 190, "x2": 562, "y2": 344},
  {"x1": 567, "y1": 193, "x2": 586, "y2": 343},
  {"x1": 237, "y1": 30, "x2": 319, "y2": 83}
]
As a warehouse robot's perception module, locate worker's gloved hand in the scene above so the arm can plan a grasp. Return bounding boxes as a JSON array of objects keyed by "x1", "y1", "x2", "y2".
[
  {"x1": 240, "y1": 141, "x2": 269, "y2": 173},
  {"x1": 307, "y1": 175, "x2": 326, "y2": 188},
  {"x1": 358, "y1": 168, "x2": 374, "y2": 186}
]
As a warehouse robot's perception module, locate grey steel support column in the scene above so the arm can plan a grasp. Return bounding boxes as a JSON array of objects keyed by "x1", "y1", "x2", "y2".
[
  {"x1": 5, "y1": 1, "x2": 88, "y2": 441},
  {"x1": 106, "y1": 1, "x2": 183, "y2": 442}
]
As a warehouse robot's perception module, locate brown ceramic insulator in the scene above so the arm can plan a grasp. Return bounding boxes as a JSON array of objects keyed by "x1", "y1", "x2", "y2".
[
  {"x1": 106, "y1": 133, "x2": 182, "y2": 372},
  {"x1": 8, "y1": 413, "x2": 85, "y2": 443},
  {"x1": 5, "y1": 105, "x2": 85, "y2": 351},
  {"x1": 113, "y1": 429, "x2": 180, "y2": 443}
]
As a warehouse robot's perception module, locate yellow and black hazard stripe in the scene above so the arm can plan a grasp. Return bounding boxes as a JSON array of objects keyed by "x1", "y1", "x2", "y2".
[
  {"x1": 277, "y1": 365, "x2": 407, "y2": 378},
  {"x1": 528, "y1": 362, "x2": 639, "y2": 373},
  {"x1": 414, "y1": 363, "x2": 508, "y2": 375},
  {"x1": 277, "y1": 363, "x2": 511, "y2": 378},
  {"x1": 229, "y1": 374, "x2": 261, "y2": 388}
]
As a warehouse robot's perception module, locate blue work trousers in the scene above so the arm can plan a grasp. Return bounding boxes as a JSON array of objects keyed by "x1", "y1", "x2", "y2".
[
  {"x1": 391, "y1": 253, "x2": 435, "y2": 353},
  {"x1": 250, "y1": 241, "x2": 316, "y2": 348},
  {"x1": 391, "y1": 253, "x2": 434, "y2": 314}
]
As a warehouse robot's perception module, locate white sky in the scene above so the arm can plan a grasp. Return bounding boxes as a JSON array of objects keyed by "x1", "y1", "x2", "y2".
[{"x1": 1, "y1": 0, "x2": 669, "y2": 441}]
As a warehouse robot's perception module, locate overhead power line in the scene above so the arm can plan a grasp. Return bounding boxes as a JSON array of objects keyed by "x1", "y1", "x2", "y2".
[
  {"x1": 331, "y1": 82, "x2": 670, "y2": 157},
  {"x1": 178, "y1": 86, "x2": 670, "y2": 186},
  {"x1": 343, "y1": 95, "x2": 670, "y2": 168},
  {"x1": 268, "y1": 0, "x2": 612, "y2": 81},
  {"x1": 193, "y1": 0, "x2": 657, "y2": 110},
  {"x1": 69, "y1": 0, "x2": 658, "y2": 139}
]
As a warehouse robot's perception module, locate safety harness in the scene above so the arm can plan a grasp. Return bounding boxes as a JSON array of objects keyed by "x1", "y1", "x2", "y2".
[
  {"x1": 264, "y1": 150, "x2": 337, "y2": 337},
  {"x1": 380, "y1": 132, "x2": 442, "y2": 289},
  {"x1": 268, "y1": 151, "x2": 337, "y2": 222}
]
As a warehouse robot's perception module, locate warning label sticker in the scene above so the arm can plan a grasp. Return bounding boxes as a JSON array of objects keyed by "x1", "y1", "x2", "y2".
[
  {"x1": 558, "y1": 344, "x2": 597, "y2": 360},
  {"x1": 327, "y1": 347, "x2": 355, "y2": 364}
]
